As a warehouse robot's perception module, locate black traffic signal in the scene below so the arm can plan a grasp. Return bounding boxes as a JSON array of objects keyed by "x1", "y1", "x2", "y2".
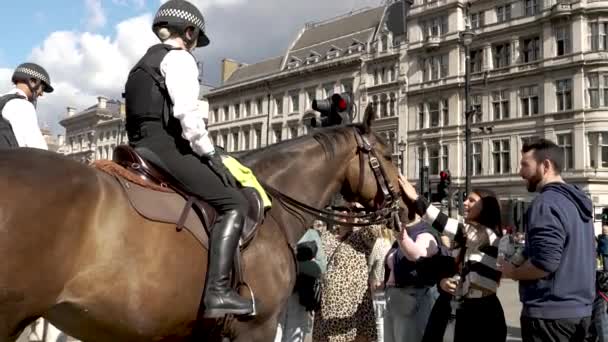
[
  {"x1": 602, "y1": 207, "x2": 608, "y2": 225},
  {"x1": 436, "y1": 170, "x2": 451, "y2": 201},
  {"x1": 312, "y1": 93, "x2": 353, "y2": 127}
]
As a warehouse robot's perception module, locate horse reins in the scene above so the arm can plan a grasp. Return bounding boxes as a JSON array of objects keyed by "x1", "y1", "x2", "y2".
[{"x1": 261, "y1": 128, "x2": 401, "y2": 228}]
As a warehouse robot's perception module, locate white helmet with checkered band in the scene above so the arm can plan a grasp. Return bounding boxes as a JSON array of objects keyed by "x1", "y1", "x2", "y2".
[{"x1": 153, "y1": 0, "x2": 210, "y2": 47}]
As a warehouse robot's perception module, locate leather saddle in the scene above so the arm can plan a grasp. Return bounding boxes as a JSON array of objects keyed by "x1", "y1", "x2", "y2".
[{"x1": 102, "y1": 145, "x2": 265, "y2": 250}]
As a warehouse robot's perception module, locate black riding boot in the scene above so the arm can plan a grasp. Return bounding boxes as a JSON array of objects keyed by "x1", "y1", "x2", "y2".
[{"x1": 203, "y1": 209, "x2": 254, "y2": 318}]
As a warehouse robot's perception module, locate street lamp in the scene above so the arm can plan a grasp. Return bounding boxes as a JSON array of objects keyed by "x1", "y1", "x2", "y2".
[
  {"x1": 398, "y1": 138, "x2": 407, "y2": 175},
  {"x1": 460, "y1": 29, "x2": 475, "y2": 200}
]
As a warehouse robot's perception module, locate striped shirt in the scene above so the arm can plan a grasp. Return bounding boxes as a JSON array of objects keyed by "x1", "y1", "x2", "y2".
[{"x1": 415, "y1": 198, "x2": 501, "y2": 297}]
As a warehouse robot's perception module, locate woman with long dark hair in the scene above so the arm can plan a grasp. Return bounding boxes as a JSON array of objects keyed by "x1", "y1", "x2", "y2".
[{"x1": 399, "y1": 175, "x2": 507, "y2": 342}]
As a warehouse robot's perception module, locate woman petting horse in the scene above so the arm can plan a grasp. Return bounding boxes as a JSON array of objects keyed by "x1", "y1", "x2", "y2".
[
  {"x1": 399, "y1": 176, "x2": 507, "y2": 342},
  {"x1": 0, "y1": 104, "x2": 405, "y2": 342}
]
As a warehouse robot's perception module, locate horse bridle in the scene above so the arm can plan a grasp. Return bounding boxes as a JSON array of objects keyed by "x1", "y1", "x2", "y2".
[{"x1": 262, "y1": 128, "x2": 401, "y2": 228}]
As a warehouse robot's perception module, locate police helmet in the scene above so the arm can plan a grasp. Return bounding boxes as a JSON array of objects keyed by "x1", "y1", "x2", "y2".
[
  {"x1": 11, "y1": 63, "x2": 54, "y2": 93},
  {"x1": 153, "y1": 0, "x2": 210, "y2": 47}
]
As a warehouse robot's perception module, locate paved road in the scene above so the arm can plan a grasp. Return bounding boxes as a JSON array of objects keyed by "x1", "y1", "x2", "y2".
[{"x1": 497, "y1": 279, "x2": 523, "y2": 342}]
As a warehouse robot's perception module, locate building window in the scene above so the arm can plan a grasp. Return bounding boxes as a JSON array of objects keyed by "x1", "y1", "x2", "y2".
[
  {"x1": 342, "y1": 80, "x2": 354, "y2": 94},
  {"x1": 555, "y1": 25, "x2": 571, "y2": 56},
  {"x1": 440, "y1": 54, "x2": 449, "y2": 78},
  {"x1": 223, "y1": 106, "x2": 229, "y2": 121},
  {"x1": 212, "y1": 108, "x2": 219, "y2": 123},
  {"x1": 289, "y1": 126, "x2": 298, "y2": 139},
  {"x1": 441, "y1": 145, "x2": 449, "y2": 170},
  {"x1": 492, "y1": 90, "x2": 510, "y2": 120},
  {"x1": 418, "y1": 104, "x2": 425, "y2": 129},
  {"x1": 273, "y1": 127, "x2": 282, "y2": 143},
  {"x1": 418, "y1": 146, "x2": 426, "y2": 176},
  {"x1": 589, "y1": 22, "x2": 608, "y2": 51},
  {"x1": 422, "y1": 16, "x2": 449, "y2": 39},
  {"x1": 442, "y1": 99, "x2": 449, "y2": 126},
  {"x1": 520, "y1": 85, "x2": 540, "y2": 116},
  {"x1": 587, "y1": 73, "x2": 608, "y2": 108},
  {"x1": 232, "y1": 132, "x2": 239, "y2": 152},
  {"x1": 307, "y1": 89, "x2": 316, "y2": 109},
  {"x1": 492, "y1": 139, "x2": 511, "y2": 174},
  {"x1": 275, "y1": 97, "x2": 283, "y2": 115},
  {"x1": 244, "y1": 101, "x2": 251, "y2": 117},
  {"x1": 323, "y1": 83, "x2": 334, "y2": 97},
  {"x1": 389, "y1": 93, "x2": 397, "y2": 117},
  {"x1": 429, "y1": 102, "x2": 440, "y2": 128},
  {"x1": 470, "y1": 49, "x2": 483, "y2": 73},
  {"x1": 221, "y1": 134, "x2": 228, "y2": 149},
  {"x1": 493, "y1": 43, "x2": 511, "y2": 68},
  {"x1": 256, "y1": 98, "x2": 263, "y2": 115},
  {"x1": 522, "y1": 37, "x2": 541, "y2": 62},
  {"x1": 380, "y1": 94, "x2": 389, "y2": 117},
  {"x1": 588, "y1": 132, "x2": 608, "y2": 168},
  {"x1": 557, "y1": 133, "x2": 573, "y2": 170},
  {"x1": 254, "y1": 128, "x2": 262, "y2": 149},
  {"x1": 429, "y1": 145, "x2": 440, "y2": 175},
  {"x1": 234, "y1": 104, "x2": 240, "y2": 119},
  {"x1": 556, "y1": 79, "x2": 572, "y2": 112},
  {"x1": 243, "y1": 130, "x2": 250, "y2": 150},
  {"x1": 471, "y1": 95, "x2": 483, "y2": 123},
  {"x1": 473, "y1": 142, "x2": 482, "y2": 175},
  {"x1": 525, "y1": 0, "x2": 539, "y2": 16},
  {"x1": 290, "y1": 92, "x2": 300, "y2": 113},
  {"x1": 588, "y1": 74, "x2": 600, "y2": 108},
  {"x1": 496, "y1": 4, "x2": 511, "y2": 22},
  {"x1": 470, "y1": 12, "x2": 484, "y2": 29},
  {"x1": 421, "y1": 55, "x2": 448, "y2": 81}
]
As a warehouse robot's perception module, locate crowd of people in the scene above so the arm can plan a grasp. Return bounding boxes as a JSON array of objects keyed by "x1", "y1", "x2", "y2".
[{"x1": 275, "y1": 138, "x2": 604, "y2": 342}]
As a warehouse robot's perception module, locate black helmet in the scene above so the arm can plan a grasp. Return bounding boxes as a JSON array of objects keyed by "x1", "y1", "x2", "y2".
[
  {"x1": 12, "y1": 63, "x2": 54, "y2": 93},
  {"x1": 153, "y1": 0, "x2": 210, "y2": 47}
]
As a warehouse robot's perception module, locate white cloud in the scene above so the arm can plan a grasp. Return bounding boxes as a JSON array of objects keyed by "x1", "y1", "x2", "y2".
[
  {"x1": 0, "y1": 14, "x2": 158, "y2": 134},
  {"x1": 159, "y1": 0, "x2": 246, "y2": 10},
  {"x1": 113, "y1": 0, "x2": 146, "y2": 8},
  {"x1": 85, "y1": 0, "x2": 107, "y2": 30}
]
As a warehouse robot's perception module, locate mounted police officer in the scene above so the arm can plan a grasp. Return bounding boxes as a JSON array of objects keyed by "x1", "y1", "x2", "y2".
[
  {"x1": 123, "y1": 0, "x2": 253, "y2": 318},
  {"x1": 0, "y1": 63, "x2": 53, "y2": 149}
]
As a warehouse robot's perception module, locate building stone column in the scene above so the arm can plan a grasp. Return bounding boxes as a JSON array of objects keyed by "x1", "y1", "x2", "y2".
[
  {"x1": 542, "y1": 21, "x2": 553, "y2": 59},
  {"x1": 483, "y1": 43, "x2": 493, "y2": 71},
  {"x1": 572, "y1": 15, "x2": 585, "y2": 54},
  {"x1": 511, "y1": 37, "x2": 520, "y2": 66}
]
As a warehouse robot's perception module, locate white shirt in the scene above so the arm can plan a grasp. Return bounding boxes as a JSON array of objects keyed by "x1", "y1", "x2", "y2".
[
  {"x1": 160, "y1": 39, "x2": 214, "y2": 156},
  {"x1": 1, "y1": 88, "x2": 48, "y2": 150}
]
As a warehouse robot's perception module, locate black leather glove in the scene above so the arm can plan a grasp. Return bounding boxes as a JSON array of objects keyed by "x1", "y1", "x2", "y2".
[{"x1": 206, "y1": 153, "x2": 238, "y2": 188}]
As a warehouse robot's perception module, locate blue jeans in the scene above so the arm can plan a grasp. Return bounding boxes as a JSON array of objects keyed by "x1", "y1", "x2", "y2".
[{"x1": 384, "y1": 286, "x2": 438, "y2": 342}]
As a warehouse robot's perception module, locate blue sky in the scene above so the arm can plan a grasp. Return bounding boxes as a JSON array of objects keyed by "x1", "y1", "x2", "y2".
[
  {"x1": 0, "y1": 0, "x2": 381, "y2": 133},
  {"x1": 0, "y1": 0, "x2": 155, "y2": 69}
]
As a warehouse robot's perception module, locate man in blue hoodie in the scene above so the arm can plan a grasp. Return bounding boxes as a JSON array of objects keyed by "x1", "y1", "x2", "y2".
[{"x1": 500, "y1": 138, "x2": 596, "y2": 342}]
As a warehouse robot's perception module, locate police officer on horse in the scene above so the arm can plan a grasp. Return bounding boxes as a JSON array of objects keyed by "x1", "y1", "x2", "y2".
[
  {"x1": 0, "y1": 63, "x2": 53, "y2": 149},
  {"x1": 123, "y1": 0, "x2": 253, "y2": 318}
]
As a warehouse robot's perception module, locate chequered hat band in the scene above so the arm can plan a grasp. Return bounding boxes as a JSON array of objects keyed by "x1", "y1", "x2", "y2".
[
  {"x1": 14, "y1": 67, "x2": 50, "y2": 84},
  {"x1": 156, "y1": 8, "x2": 205, "y2": 31}
]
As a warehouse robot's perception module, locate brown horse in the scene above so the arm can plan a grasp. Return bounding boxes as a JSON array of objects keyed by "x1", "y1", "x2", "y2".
[{"x1": 0, "y1": 108, "x2": 402, "y2": 342}]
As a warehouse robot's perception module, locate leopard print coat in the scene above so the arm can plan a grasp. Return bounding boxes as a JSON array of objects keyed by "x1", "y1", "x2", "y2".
[{"x1": 312, "y1": 226, "x2": 377, "y2": 342}]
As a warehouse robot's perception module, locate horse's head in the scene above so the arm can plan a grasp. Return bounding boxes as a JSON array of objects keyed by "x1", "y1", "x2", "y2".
[{"x1": 339, "y1": 104, "x2": 407, "y2": 221}]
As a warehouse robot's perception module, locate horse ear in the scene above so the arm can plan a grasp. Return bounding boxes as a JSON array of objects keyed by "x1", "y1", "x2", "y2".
[{"x1": 362, "y1": 103, "x2": 375, "y2": 133}]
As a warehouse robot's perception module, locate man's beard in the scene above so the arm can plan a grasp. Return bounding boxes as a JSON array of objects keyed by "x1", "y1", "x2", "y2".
[{"x1": 526, "y1": 172, "x2": 543, "y2": 192}]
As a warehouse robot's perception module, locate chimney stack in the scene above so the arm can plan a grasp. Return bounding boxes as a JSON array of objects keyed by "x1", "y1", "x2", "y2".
[
  {"x1": 67, "y1": 106, "x2": 76, "y2": 117},
  {"x1": 97, "y1": 96, "x2": 108, "y2": 109}
]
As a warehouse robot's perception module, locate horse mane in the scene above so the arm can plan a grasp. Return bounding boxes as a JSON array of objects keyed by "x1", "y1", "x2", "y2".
[{"x1": 238, "y1": 124, "x2": 367, "y2": 163}]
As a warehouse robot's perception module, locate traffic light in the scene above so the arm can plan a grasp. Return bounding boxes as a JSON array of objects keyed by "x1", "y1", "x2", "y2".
[
  {"x1": 312, "y1": 93, "x2": 353, "y2": 127},
  {"x1": 602, "y1": 207, "x2": 608, "y2": 225},
  {"x1": 436, "y1": 170, "x2": 451, "y2": 201}
]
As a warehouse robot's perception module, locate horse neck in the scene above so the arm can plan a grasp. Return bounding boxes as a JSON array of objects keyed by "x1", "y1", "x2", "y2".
[{"x1": 243, "y1": 134, "x2": 355, "y2": 244}]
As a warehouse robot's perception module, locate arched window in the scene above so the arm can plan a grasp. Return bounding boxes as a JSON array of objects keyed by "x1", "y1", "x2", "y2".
[
  {"x1": 372, "y1": 95, "x2": 379, "y2": 114},
  {"x1": 380, "y1": 94, "x2": 388, "y2": 118},
  {"x1": 389, "y1": 93, "x2": 396, "y2": 117}
]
